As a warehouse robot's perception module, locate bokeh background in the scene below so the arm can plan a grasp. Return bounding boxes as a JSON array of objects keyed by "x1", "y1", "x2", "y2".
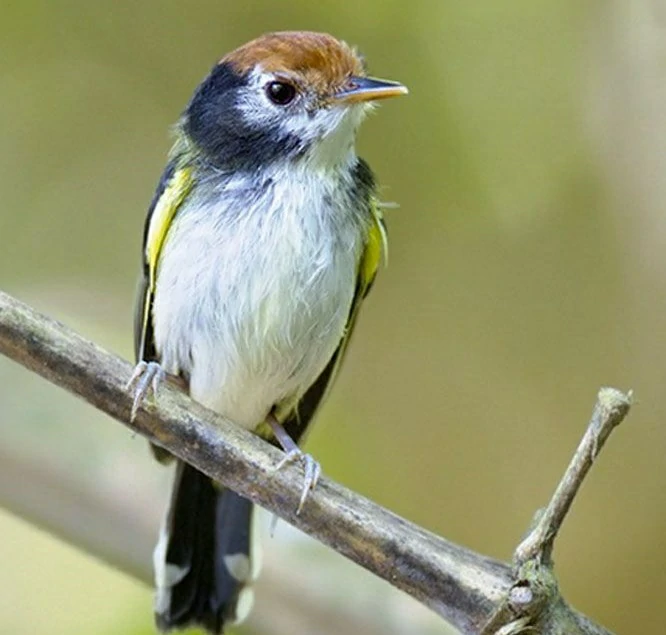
[{"x1": 2, "y1": 1, "x2": 665, "y2": 633}]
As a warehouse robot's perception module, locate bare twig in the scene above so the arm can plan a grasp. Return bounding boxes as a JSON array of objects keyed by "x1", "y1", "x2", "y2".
[
  {"x1": 0, "y1": 290, "x2": 630, "y2": 634},
  {"x1": 480, "y1": 389, "x2": 632, "y2": 635},
  {"x1": 514, "y1": 388, "x2": 632, "y2": 565}
]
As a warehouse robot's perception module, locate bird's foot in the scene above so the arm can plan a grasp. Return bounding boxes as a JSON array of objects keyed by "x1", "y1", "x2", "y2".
[
  {"x1": 126, "y1": 361, "x2": 166, "y2": 421},
  {"x1": 275, "y1": 448, "x2": 321, "y2": 514},
  {"x1": 267, "y1": 414, "x2": 321, "y2": 514}
]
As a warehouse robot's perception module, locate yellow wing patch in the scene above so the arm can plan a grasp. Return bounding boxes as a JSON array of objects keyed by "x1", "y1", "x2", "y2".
[
  {"x1": 145, "y1": 167, "x2": 194, "y2": 285},
  {"x1": 138, "y1": 167, "x2": 194, "y2": 359},
  {"x1": 359, "y1": 197, "x2": 388, "y2": 289}
]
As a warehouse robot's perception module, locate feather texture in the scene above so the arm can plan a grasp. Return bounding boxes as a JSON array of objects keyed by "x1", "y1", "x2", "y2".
[
  {"x1": 132, "y1": 30, "x2": 398, "y2": 634},
  {"x1": 149, "y1": 154, "x2": 375, "y2": 429},
  {"x1": 136, "y1": 155, "x2": 381, "y2": 632}
]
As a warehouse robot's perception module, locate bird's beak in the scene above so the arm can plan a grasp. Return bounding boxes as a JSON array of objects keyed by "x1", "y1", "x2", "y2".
[{"x1": 332, "y1": 76, "x2": 408, "y2": 104}]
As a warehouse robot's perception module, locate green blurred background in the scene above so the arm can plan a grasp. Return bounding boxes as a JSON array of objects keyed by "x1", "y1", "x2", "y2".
[{"x1": 2, "y1": 1, "x2": 665, "y2": 633}]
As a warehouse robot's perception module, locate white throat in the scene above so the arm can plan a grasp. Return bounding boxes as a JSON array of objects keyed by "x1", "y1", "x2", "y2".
[{"x1": 304, "y1": 104, "x2": 367, "y2": 170}]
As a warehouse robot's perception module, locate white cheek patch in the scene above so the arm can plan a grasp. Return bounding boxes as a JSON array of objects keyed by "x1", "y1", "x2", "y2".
[
  {"x1": 275, "y1": 104, "x2": 368, "y2": 170},
  {"x1": 235, "y1": 68, "x2": 287, "y2": 132},
  {"x1": 236, "y1": 67, "x2": 369, "y2": 169}
]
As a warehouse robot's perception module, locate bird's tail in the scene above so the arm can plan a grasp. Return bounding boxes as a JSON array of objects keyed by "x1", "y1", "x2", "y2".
[{"x1": 154, "y1": 461, "x2": 257, "y2": 634}]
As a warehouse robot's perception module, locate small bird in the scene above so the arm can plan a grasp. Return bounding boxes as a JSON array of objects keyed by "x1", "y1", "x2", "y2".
[{"x1": 128, "y1": 31, "x2": 407, "y2": 634}]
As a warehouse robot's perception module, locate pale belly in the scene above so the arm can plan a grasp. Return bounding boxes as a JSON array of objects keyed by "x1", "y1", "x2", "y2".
[{"x1": 152, "y1": 194, "x2": 364, "y2": 429}]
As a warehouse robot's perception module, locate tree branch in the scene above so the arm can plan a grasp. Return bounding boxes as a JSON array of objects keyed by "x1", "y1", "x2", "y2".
[
  {"x1": 514, "y1": 388, "x2": 632, "y2": 566},
  {"x1": 0, "y1": 290, "x2": 630, "y2": 634},
  {"x1": 480, "y1": 388, "x2": 631, "y2": 635}
]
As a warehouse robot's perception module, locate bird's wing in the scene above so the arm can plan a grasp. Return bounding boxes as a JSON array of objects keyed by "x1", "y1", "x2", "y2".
[
  {"x1": 134, "y1": 163, "x2": 194, "y2": 464},
  {"x1": 277, "y1": 197, "x2": 388, "y2": 446},
  {"x1": 134, "y1": 163, "x2": 194, "y2": 364}
]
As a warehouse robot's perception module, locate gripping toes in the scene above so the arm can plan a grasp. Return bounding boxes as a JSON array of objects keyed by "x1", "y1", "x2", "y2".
[
  {"x1": 275, "y1": 449, "x2": 322, "y2": 514},
  {"x1": 266, "y1": 414, "x2": 322, "y2": 514},
  {"x1": 126, "y1": 361, "x2": 166, "y2": 421}
]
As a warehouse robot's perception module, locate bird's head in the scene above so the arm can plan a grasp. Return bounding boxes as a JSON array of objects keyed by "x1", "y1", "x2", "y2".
[{"x1": 182, "y1": 31, "x2": 407, "y2": 171}]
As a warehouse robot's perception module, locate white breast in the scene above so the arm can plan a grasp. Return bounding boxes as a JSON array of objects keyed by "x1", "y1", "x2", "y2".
[{"x1": 152, "y1": 164, "x2": 368, "y2": 429}]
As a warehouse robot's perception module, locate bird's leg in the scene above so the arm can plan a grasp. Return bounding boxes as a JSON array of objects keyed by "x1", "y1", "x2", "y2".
[
  {"x1": 126, "y1": 361, "x2": 166, "y2": 421},
  {"x1": 267, "y1": 414, "x2": 321, "y2": 514}
]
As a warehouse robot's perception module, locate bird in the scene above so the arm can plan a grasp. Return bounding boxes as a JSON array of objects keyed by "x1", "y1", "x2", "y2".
[{"x1": 127, "y1": 30, "x2": 407, "y2": 634}]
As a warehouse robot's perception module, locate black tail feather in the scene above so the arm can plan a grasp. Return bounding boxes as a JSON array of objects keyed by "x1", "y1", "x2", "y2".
[{"x1": 155, "y1": 461, "x2": 254, "y2": 634}]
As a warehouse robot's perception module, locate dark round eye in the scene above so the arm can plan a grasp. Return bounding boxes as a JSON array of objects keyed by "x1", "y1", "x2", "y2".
[{"x1": 266, "y1": 81, "x2": 297, "y2": 105}]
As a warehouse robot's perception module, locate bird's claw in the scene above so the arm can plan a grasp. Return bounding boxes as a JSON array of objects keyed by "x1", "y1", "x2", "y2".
[
  {"x1": 126, "y1": 361, "x2": 166, "y2": 421},
  {"x1": 274, "y1": 448, "x2": 321, "y2": 514}
]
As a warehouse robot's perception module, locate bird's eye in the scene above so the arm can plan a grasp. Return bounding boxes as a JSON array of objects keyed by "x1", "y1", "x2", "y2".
[{"x1": 265, "y1": 81, "x2": 297, "y2": 105}]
